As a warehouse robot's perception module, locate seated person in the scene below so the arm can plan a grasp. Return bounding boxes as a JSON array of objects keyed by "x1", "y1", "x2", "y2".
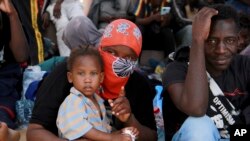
[
  {"x1": 57, "y1": 47, "x2": 138, "y2": 140},
  {"x1": 42, "y1": 0, "x2": 86, "y2": 56},
  {"x1": 0, "y1": 0, "x2": 29, "y2": 129},
  {"x1": 133, "y1": 0, "x2": 176, "y2": 57},
  {"x1": 162, "y1": 4, "x2": 250, "y2": 141},
  {"x1": 88, "y1": 0, "x2": 136, "y2": 29},
  {"x1": 27, "y1": 19, "x2": 157, "y2": 141}
]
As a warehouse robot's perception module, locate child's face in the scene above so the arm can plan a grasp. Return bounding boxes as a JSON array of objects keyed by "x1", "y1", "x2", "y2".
[{"x1": 67, "y1": 55, "x2": 104, "y2": 97}]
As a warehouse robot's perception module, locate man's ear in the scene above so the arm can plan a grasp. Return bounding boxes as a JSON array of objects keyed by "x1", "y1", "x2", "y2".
[{"x1": 67, "y1": 72, "x2": 73, "y2": 83}]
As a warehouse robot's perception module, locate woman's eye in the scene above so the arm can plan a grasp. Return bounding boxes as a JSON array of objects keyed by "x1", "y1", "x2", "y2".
[
  {"x1": 124, "y1": 56, "x2": 137, "y2": 61},
  {"x1": 105, "y1": 50, "x2": 116, "y2": 56}
]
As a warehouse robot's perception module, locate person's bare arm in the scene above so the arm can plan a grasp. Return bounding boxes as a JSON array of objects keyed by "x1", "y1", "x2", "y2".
[
  {"x1": 27, "y1": 124, "x2": 66, "y2": 141},
  {"x1": 83, "y1": 127, "x2": 131, "y2": 141},
  {"x1": 27, "y1": 123, "x2": 95, "y2": 141},
  {"x1": 167, "y1": 7, "x2": 218, "y2": 117},
  {"x1": 0, "y1": 0, "x2": 29, "y2": 62}
]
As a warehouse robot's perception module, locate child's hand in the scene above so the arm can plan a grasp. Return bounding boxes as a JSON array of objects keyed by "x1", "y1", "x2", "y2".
[
  {"x1": 122, "y1": 127, "x2": 139, "y2": 141},
  {"x1": 110, "y1": 132, "x2": 132, "y2": 141},
  {"x1": 108, "y1": 86, "x2": 131, "y2": 122}
]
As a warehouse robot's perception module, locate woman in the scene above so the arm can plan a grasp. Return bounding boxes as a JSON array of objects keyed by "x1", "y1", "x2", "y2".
[{"x1": 27, "y1": 17, "x2": 157, "y2": 141}]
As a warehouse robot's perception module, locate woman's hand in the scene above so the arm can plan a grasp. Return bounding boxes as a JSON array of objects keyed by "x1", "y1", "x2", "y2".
[{"x1": 108, "y1": 86, "x2": 131, "y2": 123}]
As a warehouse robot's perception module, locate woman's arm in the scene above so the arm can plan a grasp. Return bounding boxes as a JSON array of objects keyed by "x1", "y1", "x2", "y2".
[{"x1": 27, "y1": 124, "x2": 66, "y2": 141}]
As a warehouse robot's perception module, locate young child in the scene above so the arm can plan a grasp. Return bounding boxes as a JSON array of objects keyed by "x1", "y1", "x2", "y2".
[{"x1": 56, "y1": 46, "x2": 138, "y2": 141}]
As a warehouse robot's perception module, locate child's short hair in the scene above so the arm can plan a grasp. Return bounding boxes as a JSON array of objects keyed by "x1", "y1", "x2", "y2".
[{"x1": 67, "y1": 45, "x2": 103, "y2": 71}]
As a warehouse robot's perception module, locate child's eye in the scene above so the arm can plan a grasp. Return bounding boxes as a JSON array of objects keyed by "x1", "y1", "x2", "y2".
[
  {"x1": 78, "y1": 72, "x2": 84, "y2": 75},
  {"x1": 90, "y1": 72, "x2": 98, "y2": 76}
]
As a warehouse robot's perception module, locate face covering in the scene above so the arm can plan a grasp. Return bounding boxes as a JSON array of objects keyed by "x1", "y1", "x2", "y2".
[
  {"x1": 98, "y1": 19, "x2": 142, "y2": 100},
  {"x1": 99, "y1": 49, "x2": 137, "y2": 99}
]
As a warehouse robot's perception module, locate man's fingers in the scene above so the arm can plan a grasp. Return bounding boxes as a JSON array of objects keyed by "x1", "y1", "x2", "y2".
[{"x1": 196, "y1": 7, "x2": 218, "y2": 19}]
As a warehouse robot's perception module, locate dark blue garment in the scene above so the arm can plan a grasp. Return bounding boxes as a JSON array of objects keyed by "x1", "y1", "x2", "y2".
[
  {"x1": 227, "y1": 0, "x2": 250, "y2": 14},
  {"x1": 0, "y1": 63, "x2": 22, "y2": 129}
]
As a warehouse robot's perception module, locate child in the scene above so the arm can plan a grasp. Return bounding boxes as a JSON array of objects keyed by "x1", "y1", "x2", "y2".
[{"x1": 56, "y1": 46, "x2": 138, "y2": 141}]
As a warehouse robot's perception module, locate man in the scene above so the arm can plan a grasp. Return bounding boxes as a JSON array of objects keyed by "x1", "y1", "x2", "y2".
[
  {"x1": 162, "y1": 4, "x2": 250, "y2": 141},
  {"x1": 0, "y1": 0, "x2": 29, "y2": 129}
]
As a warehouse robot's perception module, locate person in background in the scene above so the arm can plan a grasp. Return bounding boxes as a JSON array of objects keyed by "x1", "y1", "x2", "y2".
[
  {"x1": 88, "y1": 0, "x2": 136, "y2": 30},
  {"x1": 237, "y1": 12, "x2": 250, "y2": 53},
  {"x1": 0, "y1": 0, "x2": 29, "y2": 129},
  {"x1": 42, "y1": 0, "x2": 86, "y2": 56},
  {"x1": 133, "y1": 0, "x2": 176, "y2": 57},
  {"x1": 226, "y1": 0, "x2": 250, "y2": 15},
  {"x1": 27, "y1": 18, "x2": 157, "y2": 141},
  {"x1": 162, "y1": 4, "x2": 250, "y2": 141}
]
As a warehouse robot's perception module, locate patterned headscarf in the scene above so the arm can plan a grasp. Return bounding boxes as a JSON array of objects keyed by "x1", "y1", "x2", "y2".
[
  {"x1": 98, "y1": 19, "x2": 142, "y2": 99},
  {"x1": 62, "y1": 16, "x2": 102, "y2": 49},
  {"x1": 100, "y1": 19, "x2": 142, "y2": 56}
]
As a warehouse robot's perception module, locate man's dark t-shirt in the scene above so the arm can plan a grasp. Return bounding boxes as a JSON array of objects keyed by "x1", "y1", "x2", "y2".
[{"x1": 162, "y1": 55, "x2": 250, "y2": 139}]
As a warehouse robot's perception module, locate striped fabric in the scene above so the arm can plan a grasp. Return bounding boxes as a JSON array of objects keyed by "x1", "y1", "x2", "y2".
[{"x1": 57, "y1": 87, "x2": 112, "y2": 140}]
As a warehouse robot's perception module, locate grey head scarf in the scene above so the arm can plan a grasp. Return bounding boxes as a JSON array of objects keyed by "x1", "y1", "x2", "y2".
[{"x1": 62, "y1": 16, "x2": 103, "y2": 49}]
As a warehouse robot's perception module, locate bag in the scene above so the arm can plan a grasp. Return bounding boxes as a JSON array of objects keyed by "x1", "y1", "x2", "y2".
[
  {"x1": 206, "y1": 73, "x2": 241, "y2": 139},
  {"x1": 16, "y1": 65, "x2": 46, "y2": 128},
  {"x1": 16, "y1": 98, "x2": 34, "y2": 128}
]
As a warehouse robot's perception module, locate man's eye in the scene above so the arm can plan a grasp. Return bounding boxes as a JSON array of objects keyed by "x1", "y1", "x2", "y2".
[
  {"x1": 225, "y1": 37, "x2": 237, "y2": 45},
  {"x1": 207, "y1": 39, "x2": 218, "y2": 46}
]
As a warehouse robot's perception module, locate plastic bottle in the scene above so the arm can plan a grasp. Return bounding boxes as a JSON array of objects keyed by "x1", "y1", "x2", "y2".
[{"x1": 153, "y1": 85, "x2": 165, "y2": 141}]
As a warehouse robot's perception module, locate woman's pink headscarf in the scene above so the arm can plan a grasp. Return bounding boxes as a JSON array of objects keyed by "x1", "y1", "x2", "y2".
[{"x1": 98, "y1": 19, "x2": 142, "y2": 100}]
